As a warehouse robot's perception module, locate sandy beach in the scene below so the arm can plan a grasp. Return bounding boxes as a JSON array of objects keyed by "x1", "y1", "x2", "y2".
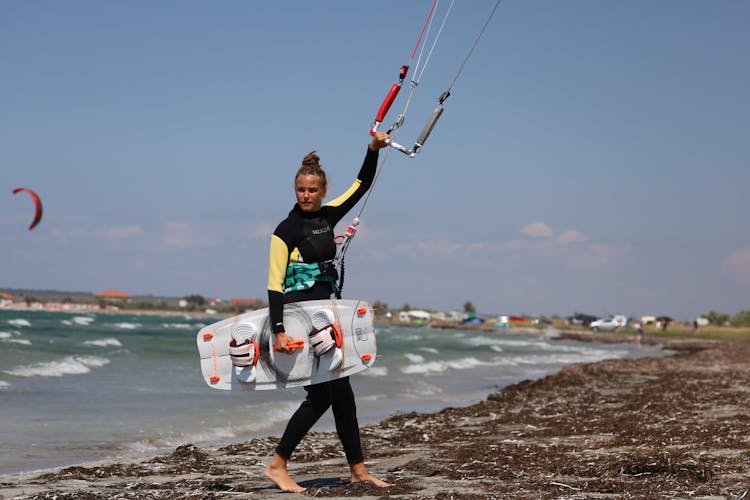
[{"x1": 1, "y1": 332, "x2": 749, "y2": 499}]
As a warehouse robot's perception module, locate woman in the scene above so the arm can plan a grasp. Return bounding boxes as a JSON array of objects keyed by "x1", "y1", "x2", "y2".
[{"x1": 264, "y1": 131, "x2": 391, "y2": 493}]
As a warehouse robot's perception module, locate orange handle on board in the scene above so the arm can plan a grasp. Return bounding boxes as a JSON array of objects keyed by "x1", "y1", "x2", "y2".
[{"x1": 274, "y1": 339, "x2": 305, "y2": 352}]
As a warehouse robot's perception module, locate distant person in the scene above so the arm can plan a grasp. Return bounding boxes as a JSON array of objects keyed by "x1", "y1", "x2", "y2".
[
  {"x1": 635, "y1": 323, "x2": 643, "y2": 352},
  {"x1": 263, "y1": 132, "x2": 392, "y2": 493},
  {"x1": 691, "y1": 319, "x2": 699, "y2": 335}
]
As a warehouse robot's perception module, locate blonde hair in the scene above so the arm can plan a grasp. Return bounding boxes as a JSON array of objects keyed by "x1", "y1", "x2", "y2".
[{"x1": 294, "y1": 150, "x2": 328, "y2": 189}]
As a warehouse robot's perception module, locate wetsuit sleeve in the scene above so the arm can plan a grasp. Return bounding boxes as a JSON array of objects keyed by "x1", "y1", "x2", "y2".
[
  {"x1": 324, "y1": 147, "x2": 379, "y2": 224},
  {"x1": 267, "y1": 234, "x2": 289, "y2": 333}
]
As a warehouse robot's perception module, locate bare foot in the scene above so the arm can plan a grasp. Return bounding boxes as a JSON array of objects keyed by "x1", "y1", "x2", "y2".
[
  {"x1": 350, "y1": 461, "x2": 392, "y2": 487},
  {"x1": 264, "y1": 454, "x2": 306, "y2": 493}
]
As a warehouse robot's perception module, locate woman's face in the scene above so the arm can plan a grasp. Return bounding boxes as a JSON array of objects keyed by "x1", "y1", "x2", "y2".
[{"x1": 295, "y1": 174, "x2": 326, "y2": 212}]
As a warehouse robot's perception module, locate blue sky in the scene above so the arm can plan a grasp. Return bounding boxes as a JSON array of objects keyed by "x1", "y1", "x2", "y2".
[{"x1": 2, "y1": 1, "x2": 748, "y2": 320}]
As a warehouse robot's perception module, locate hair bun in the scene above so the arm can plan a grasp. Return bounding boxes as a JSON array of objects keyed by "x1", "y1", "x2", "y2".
[{"x1": 301, "y1": 150, "x2": 320, "y2": 170}]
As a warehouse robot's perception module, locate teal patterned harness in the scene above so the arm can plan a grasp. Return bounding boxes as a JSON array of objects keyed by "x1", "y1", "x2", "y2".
[{"x1": 284, "y1": 262, "x2": 335, "y2": 293}]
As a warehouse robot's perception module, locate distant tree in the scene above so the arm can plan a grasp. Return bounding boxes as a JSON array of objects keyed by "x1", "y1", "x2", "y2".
[
  {"x1": 401, "y1": 303, "x2": 411, "y2": 311},
  {"x1": 704, "y1": 310, "x2": 730, "y2": 326},
  {"x1": 372, "y1": 300, "x2": 389, "y2": 318},
  {"x1": 184, "y1": 294, "x2": 207, "y2": 310},
  {"x1": 731, "y1": 310, "x2": 750, "y2": 327},
  {"x1": 463, "y1": 301, "x2": 476, "y2": 314}
]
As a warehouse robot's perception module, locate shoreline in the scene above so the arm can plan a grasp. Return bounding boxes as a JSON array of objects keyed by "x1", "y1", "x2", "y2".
[{"x1": 2, "y1": 334, "x2": 748, "y2": 498}]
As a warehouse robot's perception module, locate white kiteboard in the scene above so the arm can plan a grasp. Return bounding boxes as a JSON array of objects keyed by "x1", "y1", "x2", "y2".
[{"x1": 196, "y1": 299, "x2": 377, "y2": 391}]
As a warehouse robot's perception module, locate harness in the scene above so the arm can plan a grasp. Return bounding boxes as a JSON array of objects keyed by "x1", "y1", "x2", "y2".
[{"x1": 283, "y1": 261, "x2": 338, "y2": 294}]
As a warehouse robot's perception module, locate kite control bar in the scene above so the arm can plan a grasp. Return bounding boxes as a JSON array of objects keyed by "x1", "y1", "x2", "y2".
[{"x1": 386, "y1": 90, "x2": 449, "y2": 158}]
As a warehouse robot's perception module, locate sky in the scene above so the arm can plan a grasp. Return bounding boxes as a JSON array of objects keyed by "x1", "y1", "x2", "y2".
[{"x1": 1, "y1": 1, "x2": 749, "y2": 321}]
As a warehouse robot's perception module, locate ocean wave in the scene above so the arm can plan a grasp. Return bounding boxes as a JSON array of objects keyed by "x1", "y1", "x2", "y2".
[
  {"x1": 1, "y1": 338, "x2": 31, "y2": 345},
  {"x1": 4, "y1": 355, "x2": 110, "y2": 378},
  {"x1": 460, "y1": 336, "x2": 509, "y2": 348},
  {"x1": 73, "y1": 316, "x2": 95, "y2": 326},
  {"x1": 403, "y1": 380, "x2": 444, "y2": 397},
  {"x1": 0, "y1": 381, "x2": 9, "y2": 390},
  {"x1": 404, "y1": 353, "x2": 425, "y2": 363},
  {"x1": 122, "y1": 401, "x2": 302, "y2": 456},
  {"x1": 489, "y1": 338, "x2": 542, "y2": 347},
  {"x1": 83, "y1": 338, "x2": 122, "y2": 347},
  {"x1": 161, "y1": 323, "x2": 193, "y2": 330},
  {"x1": 399, "y1": 333, "x2": 426, "y2": 342},
  {"x1": 124, "y1": 426, "x2": 235, "y2": 456},
  {"x1": 111, "y1": 322, "x2": 141, "y2": 330},
  {"x1": 0, "y1": 331, "x2": 15, "y2": 339},
  {"x1": 509, "y1": 349, "x2": 628, "y2": 366},
  {"x1": 401, "y1": 356, "x2": 487, "y2": 375},
  {"x1": 7, "y1": 319, "x2": 31, "y2": 328},
  {"x1": 360, "y1": 366, "x2": 388, "y2": 377}
]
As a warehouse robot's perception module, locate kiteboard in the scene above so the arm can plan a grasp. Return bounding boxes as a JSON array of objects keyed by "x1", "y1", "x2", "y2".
[{"x1": 196, "y1": 299, "x2": 377, "y2": 391}]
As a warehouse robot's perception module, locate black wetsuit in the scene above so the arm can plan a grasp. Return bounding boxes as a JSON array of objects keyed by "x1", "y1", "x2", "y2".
[{"x1": 267, "y1": 146, "x2": 378, "y2": 463}]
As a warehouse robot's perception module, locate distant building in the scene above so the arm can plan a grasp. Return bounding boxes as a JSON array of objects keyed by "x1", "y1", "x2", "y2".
[
  {"x1": 398, "y1": 310, "x2": 431, "y2": 324},
  {"x1": 0, "y1": 292, "x2": 16, "y2": 308},
  {"x1": 231, "y1": 298, "x2": 257, "y2": 307},
  {"x1": 640, "y1": 316, "x2": 656, "y2": 325},
  {"x1": 95, "y1": 290, "x2": 131, "y2": 301}
]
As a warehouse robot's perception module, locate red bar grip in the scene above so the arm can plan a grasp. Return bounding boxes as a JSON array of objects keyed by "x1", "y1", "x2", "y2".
[{"x1": 374, "y1": 83, "x2": 402, "y2": 123}]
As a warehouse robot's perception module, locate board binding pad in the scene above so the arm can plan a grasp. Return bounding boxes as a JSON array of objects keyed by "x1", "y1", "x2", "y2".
[{"x1": 196, "y1": 299, "x2": 376, "y2": 391}]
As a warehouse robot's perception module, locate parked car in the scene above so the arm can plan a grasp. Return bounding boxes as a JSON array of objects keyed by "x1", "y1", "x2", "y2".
[
  {"x1": 590, "y1": 315, "x2": 627, "y2": 331},
  {"x1": 567, "y1": 313, "x2": 598, "y2": 326}
]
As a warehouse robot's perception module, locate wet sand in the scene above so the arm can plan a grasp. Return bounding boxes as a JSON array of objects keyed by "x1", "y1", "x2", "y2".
[{"x1": 2, "y1": 332, "x2": 749, "y2": 499}]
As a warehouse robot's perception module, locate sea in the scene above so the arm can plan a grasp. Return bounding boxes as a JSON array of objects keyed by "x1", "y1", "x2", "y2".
[{"x1": 0, "y1": 309, "x2": 666, "y2": 475}]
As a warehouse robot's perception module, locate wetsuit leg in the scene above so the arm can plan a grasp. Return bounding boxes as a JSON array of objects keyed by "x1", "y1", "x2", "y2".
[
  {"x1": 275, "y1": 383, "x2": 333, "y2": 460},
  {"x1": 275, "y1": 378, "x2": 363, "y2": 463},
  {"x1": 330, "y1": 377, "x2": 363, "y2": 464}
]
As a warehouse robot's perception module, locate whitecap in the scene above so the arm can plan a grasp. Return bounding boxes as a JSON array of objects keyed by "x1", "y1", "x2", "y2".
[
  {"x1": 83, "y1": 338, "x2": 122, "y2": 347},
  {"x1": 404, "y1": 353, "x2": 425, "y2": 363},
  {"x1": 4, "y1": 355, "x2": 110, "y2": 378},
  {"x1": 460, "y1": 336, "x2": 506, "y2": 348},
  {"x1": 360, "y1": 366, "x2": 388, "y2": 377},
  {"x1": 445, "y1": 357, "x2": 486, "y2": 370},
  {"x1": 401, "y1": 360, "x2": 448, "y2": 375},
  {"x1": 61, "y1": 320, "x2": 73, "y2": 325},
  {"x1": 0, "y1": 381, "x2": 9, "y2": 390},
  {"x1": 112, "y1": 322, "x2": 140, "y2": 330},
  {"x1": 2, "y1": 338, "x2": 31, "y2": 345},
  {"x1": 418, "y1": 347, "x2": 439, "y2": 354},
  {"x1": 0, "y1": 332, "x2": 13, "y2": 339},
  {"x1": 73, "y1": 316, "x2": 95, "y2": 326},
  {"x1": 162, "y1": 323, "x2": 193, "y2": 330},
  {"x1": 400, "y1": 334, "x2": 425, "y2": 341},
  {"x1": 403, "y1": 381, "x2": 443, "y2": 397},
  {"x1": 401, "y1": 356, "x2": 488, "y2": 375},
  {"x1": 510, "y1": 349, "x2": 628, "y2": 366},
  {"x1": 7, "y1": 319, "x2": 31, "y2": 328}
]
